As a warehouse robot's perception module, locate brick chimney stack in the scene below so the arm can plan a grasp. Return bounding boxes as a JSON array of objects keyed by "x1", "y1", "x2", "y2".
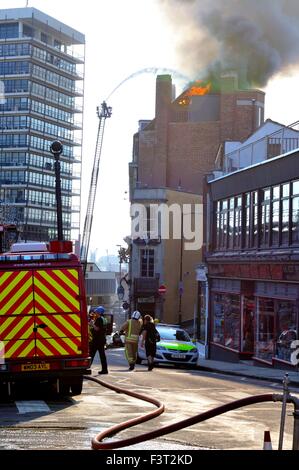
[
  {"x1": 153, "y1": 74, "x2": 172, "y2": 187},
  {"x1": 220, "y1": 72, "x2": 265, "y2": 141}
]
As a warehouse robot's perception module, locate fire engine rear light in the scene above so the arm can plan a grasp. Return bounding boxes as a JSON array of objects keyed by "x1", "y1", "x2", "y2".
[
  {"x1": 65, "y1": 359, "x2": 90, "y2": 368},
  {"x1": 0, "y1": 364, "x2": 8, "y2": 371}
]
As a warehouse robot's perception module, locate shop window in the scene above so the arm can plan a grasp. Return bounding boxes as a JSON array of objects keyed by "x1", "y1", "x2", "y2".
[
  {"x1": 242, "y1": 297, "x2": 255, "y2": 353},
  {"x1": 212, "y1": 294, "x2": 225, "y2": 345},
  {"x1": 256, "y1": 298, "x2": 275, "y2": 362},
  {"x1": 276, "y1": 301, "x2": 297, "y2": 362},
  {"x1": 212, "y1": 293, "x2": 240, "y2": 350},
  {"x1": 224, "y1": 294, "x2": 240, "y2": 349}
]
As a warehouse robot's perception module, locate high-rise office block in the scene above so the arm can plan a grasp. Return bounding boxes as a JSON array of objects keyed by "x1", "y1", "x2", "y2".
[{"x1": 0, "y1": 8, "x2": 84, "y2": 242}]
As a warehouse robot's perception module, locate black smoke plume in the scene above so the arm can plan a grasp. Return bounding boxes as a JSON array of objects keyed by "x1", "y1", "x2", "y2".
[{"x1": 158, "y1": 0, "x2": 299, "y2": 87}]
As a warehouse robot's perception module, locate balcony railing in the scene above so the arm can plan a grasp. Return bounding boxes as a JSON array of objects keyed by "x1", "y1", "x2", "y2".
[{"x1": 223, "y1": 121, "x2": 299, "y2": 175}]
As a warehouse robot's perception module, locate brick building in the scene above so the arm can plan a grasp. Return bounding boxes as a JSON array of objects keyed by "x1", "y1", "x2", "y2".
[{"x1": 128, "y1": 73, "x2": 265, "y2": 337}]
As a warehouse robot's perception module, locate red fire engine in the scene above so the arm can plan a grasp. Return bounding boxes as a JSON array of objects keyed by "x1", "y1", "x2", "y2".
[
  {"x1": 0, "y1": 239, "x2": 91, "y2": 396},
  {"x1": 0, "y1": 140, "x2": 92, "y2": 396}
]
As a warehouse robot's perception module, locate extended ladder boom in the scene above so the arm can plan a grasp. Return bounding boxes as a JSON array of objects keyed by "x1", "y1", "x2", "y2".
[{"x1": 80, "y1": 102, "x2": 112, "y2": 274}]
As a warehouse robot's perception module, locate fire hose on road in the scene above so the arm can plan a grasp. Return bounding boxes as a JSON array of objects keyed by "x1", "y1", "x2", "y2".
[{"x1": 84, "y1": 375, "x2": 299, "y2": 450}]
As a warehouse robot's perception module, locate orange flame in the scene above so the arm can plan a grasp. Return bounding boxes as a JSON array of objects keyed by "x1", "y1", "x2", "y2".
[{"x1": 178, "y1": 80, "x2": 211, "y2": 106}]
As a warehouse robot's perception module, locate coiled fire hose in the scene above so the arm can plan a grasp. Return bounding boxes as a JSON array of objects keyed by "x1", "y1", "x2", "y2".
[{"x1": 84, "y1": 375, "x2": 275, "y2": 450}]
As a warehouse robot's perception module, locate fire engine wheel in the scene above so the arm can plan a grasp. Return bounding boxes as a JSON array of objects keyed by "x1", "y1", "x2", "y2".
[
  {"x1": 59, "y1": 380, "x2": 70, "y2": 396},
  {"x1": 70, "y1": 377, "x2": 83, "y2": 395}
]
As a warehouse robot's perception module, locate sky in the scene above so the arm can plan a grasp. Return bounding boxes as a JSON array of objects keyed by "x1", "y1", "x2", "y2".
[{"x1": 1, "y1": 0, "x2": 299, "y2": 259}]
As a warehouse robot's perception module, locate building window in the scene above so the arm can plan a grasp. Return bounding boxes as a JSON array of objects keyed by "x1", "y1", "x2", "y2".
[
  {"x1": 54, "y1": 39, "x2": 63, "y2": 51},
  {"x1": 272, "y1": 185, "x2": 280, "y2": 246},
  {"x1": 41, "y1": 32, "x2": 49, "y2": 44},
  {"x1": 234, "y1": 196, "x2": 242, "y2": 249},
  {"x1": 0, "y1": 23, "x2": 19, "y2": 39},
  {"x1": 252, "y1": 191, "x2": 259, "y2": 247},
  {"x1": 23, "y1": 24, "x2": 34, "y2": 38},
  {"x1": 291, "y1": 180, "x2": 299, "y2": 245},
  {"x1": 244, "y1": 193, "x2": 251, "y2": 248},
  {"x1": 140, "y1": 249, "x2": 154, "y2": 277},
  {"x1": 281, "y1": 183, "x2": 290, "y2": 245},
  {"x1": 228, "y1": 197, "x2": 234, "y2": 249},
  {"x1": 216, "y1": 201, "x2": 221, "y2": 248},
  {"x1": 220, "y1": 200, "x2": 228, "y2": 249},
  {"x1": 260, "y1": 188, "x2": 271, "y2": 247}
]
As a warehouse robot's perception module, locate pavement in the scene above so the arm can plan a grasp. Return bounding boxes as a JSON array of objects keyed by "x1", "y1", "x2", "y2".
[{"x1": 197, "y1": 357, "x2": 299, "y2": 387}]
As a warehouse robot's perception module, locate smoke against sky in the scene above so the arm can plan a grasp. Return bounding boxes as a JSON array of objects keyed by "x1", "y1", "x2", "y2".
[{"x1": 158, "y1": 0, "x2": 299, "y2": 86}]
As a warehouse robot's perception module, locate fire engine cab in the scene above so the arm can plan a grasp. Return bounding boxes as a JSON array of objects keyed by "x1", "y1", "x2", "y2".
[{"x1": 0, "y1": 240, "x2": 91, "y2": 396}]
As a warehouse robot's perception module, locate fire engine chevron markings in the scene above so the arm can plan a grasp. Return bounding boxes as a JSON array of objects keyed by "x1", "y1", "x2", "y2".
[
  {"x1": 34, "y1": 278, "x2": 76, "y2": 313},
  {"x1": 52, "y1": 269, "x2": 79, "y2": 293},
  {"x1": 0, "y1": 316, "x2": 34, "y2": 340},
  {"x1": 36, "y1": 314, "x2": 81, "y2": 339},
  {"x1": 40, "y1": 268, "x2": 79, "y2": 296},
  {"x1": 36, "y1": 336, "x2": 80, "y2": 356},
  {"x1": 33, "y1": 270, "x2": 80, "y2": 313},
  {"x1": 0, "y1": 271, "x2": 34, "y2": 315},
  {"x1": 44, "y1": 269, "x2": 80, "y2": 308},
  {"x1": 4, "y1": 339, "x2": 35, "y2": 358}
]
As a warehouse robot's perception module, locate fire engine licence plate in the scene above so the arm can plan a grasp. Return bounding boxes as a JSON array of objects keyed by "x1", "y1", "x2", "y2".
[
  {"x1": 171, "y1": 353, "x2": 186, "y2": 359},
  {"x1": 21, "y1": 363, "x2": 50, "y2": 371}
]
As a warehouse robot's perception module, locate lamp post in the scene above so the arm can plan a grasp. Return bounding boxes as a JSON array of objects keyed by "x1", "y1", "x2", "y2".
[
  {"x1": 117, "y1": 245, "x2": 124, "y2": 325},
  {"x1": 50, "y1": 140, "x2": 63, "y2": 241}
]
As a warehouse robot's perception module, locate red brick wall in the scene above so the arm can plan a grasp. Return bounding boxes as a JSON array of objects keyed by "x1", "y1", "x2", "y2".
[{"x1": 136, "y1": 78, "x2": 265, "y2": 194}]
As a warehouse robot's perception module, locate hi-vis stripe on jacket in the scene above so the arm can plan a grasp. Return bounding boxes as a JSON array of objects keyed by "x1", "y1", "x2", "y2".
[{"x1": 0, "y1": 269, "x2": 83, "y2": 359}]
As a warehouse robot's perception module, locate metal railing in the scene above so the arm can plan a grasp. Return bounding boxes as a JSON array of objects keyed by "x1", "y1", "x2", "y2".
[{"x1": 223, "y1": 120, "x2": 299, "y2": 174}]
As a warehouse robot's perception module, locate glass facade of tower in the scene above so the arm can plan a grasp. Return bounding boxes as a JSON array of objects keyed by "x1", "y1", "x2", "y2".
[{"x1": 0, "y1": 8, "x2": 84, "y2": 242}]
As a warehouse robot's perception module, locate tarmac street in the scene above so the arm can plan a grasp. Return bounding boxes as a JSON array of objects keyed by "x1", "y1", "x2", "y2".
[{"x1": 0, "y1": 348, "x2": 298, "y2": 450}]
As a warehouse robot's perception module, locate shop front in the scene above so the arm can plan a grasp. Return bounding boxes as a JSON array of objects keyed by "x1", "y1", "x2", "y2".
[
  {"x1": 254, "y1": 282, "x2": 298, "y2": 369},
  {"x1": 209, "y1": 274, "x2": 299, "y2": 369},
  {"x1": 210, "y1": 279, "x2": 243, "y2": 362}
]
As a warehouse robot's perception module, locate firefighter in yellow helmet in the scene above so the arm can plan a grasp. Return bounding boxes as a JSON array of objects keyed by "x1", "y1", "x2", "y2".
[{"x1": 120, "y1": 311, "x2": 143, "y2": 371}]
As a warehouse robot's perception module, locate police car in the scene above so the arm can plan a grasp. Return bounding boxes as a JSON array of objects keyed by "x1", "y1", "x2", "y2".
[{"x1": 137, "y1": 323, "x2": 198, "y2": 368}]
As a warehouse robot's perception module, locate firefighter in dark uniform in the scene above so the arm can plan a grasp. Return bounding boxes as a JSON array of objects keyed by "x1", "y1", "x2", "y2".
[{"x1": 89, "y1": 306, "x2": 108, "y2": 374}]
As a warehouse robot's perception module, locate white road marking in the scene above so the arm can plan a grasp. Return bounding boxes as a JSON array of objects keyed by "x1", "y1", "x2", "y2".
[{"x1": 15, "y1": 400, "x2": 51, "y2": 414}]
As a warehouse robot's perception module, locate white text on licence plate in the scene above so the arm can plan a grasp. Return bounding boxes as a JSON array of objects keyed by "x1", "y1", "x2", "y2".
[
  {"x1": 171, "y1": 353, "x2": 186, "y2": 359},
  {"x1": 21, "y1": 363, "x2": 50, "y2": 371}
]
